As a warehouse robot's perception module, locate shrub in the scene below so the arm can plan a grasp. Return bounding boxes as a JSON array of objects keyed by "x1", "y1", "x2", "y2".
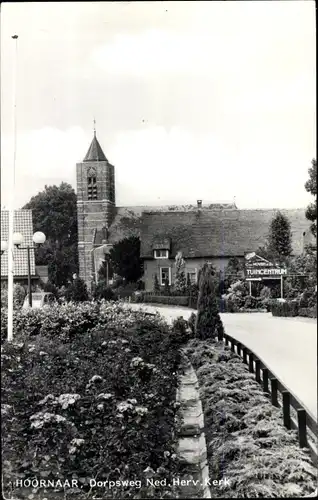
[
  {"x1": 196, "y1": 263, "x2": 224, "y2": 340},
  {"x1": 142, "y1": 295, "x2": 189, "y2": 307},
  {"x1": 298, "y1": 306, "x2": 317, "y2": 318},
  {"x1": 184, "y1": 340, "x2": 317, "y2": 498},
  {"x1": 188, "y1": 312, "x2": 196, "y2": 335},
  {"x1": 114, "y1": 282, "x2": 138, "y2": 300},
  {"x1": 244, "y1": 295, "x2": 260, "y2": 310},
  {"x1": 260, "y1": 286, "x2": 271, "y2": 299},
  {"x1": 2, "y1": 304, "x2": 186, "y2": 499},
  {"x1": 172, "y1": 316, "x2": 189, "y2": 336},
  {"x1": 1, "y1": 284, "x2": 26, "y2": 309},
  {"x1": 94, "y1": 285, "x2": 118, "y2": 301},
  {"x1": 43, "y1": 281, "x2": 59, "y2": 298},
  {"x1": 219, "y1": 298, "x2": 239, "y2": 313},
  {"x1": 65, "y1": 277, "x2": 89, "y2": 302},
  {"x1": 271, "y1": 301, "x2": 299, "y2": 317},
  {"x1": 164, "y1": 277, "x2": 171, "y2": 295}
]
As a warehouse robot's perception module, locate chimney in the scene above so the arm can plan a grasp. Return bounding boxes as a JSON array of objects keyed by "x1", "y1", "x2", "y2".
[{"x1": 197, "y1": 200, "x2": 202, "y2": 209}]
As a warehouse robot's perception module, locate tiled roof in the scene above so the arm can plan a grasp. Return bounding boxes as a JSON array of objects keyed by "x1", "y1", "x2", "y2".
[
  {"x1": 1, "y1": 210, "x2": 36, "y2": 277},
  {"x1": 83, "y1": 134, "x2": 108, "y2": 162},
  {"x1": 140, "y1": 209, "x2": 314, "y2": 259}
]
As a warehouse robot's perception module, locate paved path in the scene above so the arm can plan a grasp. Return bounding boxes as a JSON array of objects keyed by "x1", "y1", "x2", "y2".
[{"x1": 126, "y1": 303, "x2": 317, "y2": 419}]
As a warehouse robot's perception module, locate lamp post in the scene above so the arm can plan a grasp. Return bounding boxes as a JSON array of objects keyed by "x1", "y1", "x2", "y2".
[
  {"x1": 5, "y1": 35, "x2": 19, "y2": 342},
  {"x1": 1, "y1": 231, "x2": 46, "y2": 311}
]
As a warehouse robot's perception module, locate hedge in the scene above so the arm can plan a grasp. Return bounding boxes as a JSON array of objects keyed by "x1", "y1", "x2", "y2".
[
  {"x1": 1, "y1": 302, "x2": 190, "y2": 499},
  {"x1": 133, "y1": 295, "x2": 267, "y2": 313},
  {"x1": 139, "y1": 294, "x2": 190, "y2": 307},
  {"x1": 184, "y1": 339, "x2": 317, "y2": 498},
  {"x1": 270, "y1": 301, "x2": 317, "y2": 318},
  {"x1": 298, "y1": 306, "x2": 317, "y2": 318}
]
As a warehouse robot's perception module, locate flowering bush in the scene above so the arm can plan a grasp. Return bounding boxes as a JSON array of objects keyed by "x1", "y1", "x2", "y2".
[{"x1": 1, "y1": 303, "x2": 186, "y2": 499}]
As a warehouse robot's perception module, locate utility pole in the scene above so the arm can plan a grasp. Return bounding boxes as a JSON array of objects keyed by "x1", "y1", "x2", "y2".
[{"x1": 7, "y1": 34, "x2": 18, "y2": 342}]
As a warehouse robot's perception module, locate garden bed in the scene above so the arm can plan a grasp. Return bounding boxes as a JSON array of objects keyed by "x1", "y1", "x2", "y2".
[
  {"x1": 1, "y1": 302, "x2": 190, "y2": 499},
  {"x1": 183, "y1": 339, "x2": 317, "y2": 498}
]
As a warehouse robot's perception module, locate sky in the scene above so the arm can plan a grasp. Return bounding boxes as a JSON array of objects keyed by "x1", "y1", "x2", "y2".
[{"x1": 1, "y1": 1, "x2": 316, "y2": 210}]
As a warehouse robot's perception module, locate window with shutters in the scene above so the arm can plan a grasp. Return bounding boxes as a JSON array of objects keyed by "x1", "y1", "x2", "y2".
[{"x1": 88, "y1": 176, "x2": 97, "y2": 200}]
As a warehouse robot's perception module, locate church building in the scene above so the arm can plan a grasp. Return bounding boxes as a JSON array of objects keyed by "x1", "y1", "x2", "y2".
[{"x1": 76, "y1": 133, "x2": 314, "y2": 292}]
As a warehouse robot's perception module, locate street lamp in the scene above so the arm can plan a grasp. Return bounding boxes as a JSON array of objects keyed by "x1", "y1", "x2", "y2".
[{"x1": 1, "y1": 231, "x2": 46, "y2": 308}]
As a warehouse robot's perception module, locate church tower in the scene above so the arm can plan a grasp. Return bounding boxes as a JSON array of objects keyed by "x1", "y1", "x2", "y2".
[{"x1": 76, "y1": 128, "x2": 116, "y2": 290}]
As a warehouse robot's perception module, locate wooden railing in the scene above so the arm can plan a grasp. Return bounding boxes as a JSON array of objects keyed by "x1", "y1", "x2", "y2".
[{"x1": 218, "y1": 330, "x2": 317, "y2": 464}]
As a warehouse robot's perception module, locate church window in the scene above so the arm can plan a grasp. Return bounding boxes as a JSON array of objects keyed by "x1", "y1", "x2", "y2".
[{"x1": 88, "y1": 176, "x2": 98, "y2": 200}]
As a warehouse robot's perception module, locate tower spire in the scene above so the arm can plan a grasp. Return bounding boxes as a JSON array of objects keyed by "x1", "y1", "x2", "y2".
[{"x1": 83, "y1": 122, "x2": 107, "y2": 162}]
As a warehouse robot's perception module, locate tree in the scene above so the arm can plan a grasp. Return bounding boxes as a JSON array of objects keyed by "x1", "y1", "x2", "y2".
[
  {"x1": 23, "y1": 183, "x2": 78, "y2": 286},
  {"x1": 174, "y1": 251, "x2": 187, "y2": 294},
  {"x1": 65, "y1": 277, "x2": 89, "y2": 302},
  {"x1": 223, "y1": 257, "x2": 244, "y2": 290},
  {"x1": 42, "y1": 281, "x2": 59, "y2": 298},
  {"x1": 153, "y1": 274, "x2": 160, "y2": 293},
  {"x1": 305, "y1": 158, "x2": 317, "y2": 238},
  {"x1": 267, "y1": 211, "x2": 292, "y2": 263},
  {"x1": 195, "y1": 263, "x2": 224, "y2": 340},
  {"x1": 109, "y1": 236, "x2": 143, "y2": 283},
  {"x1": 285, "y1": 248, "x2": 317, "y2": 298}
]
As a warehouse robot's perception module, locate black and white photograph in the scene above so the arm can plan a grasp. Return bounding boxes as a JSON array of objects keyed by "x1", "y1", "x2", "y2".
[{"x1": 1, "y1": 1, "x2": 317, "y2": 498}]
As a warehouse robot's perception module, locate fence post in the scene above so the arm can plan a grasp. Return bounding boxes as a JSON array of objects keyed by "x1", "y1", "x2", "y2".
[
  {"x1": 231, "y1": 339, "x2": 235, "y2": 353},
  {"x1": 271, "y1": 378, "x2": 278, "y2": 407},
  {"x1": 224, "y1": 334, "x2": 229, "y2": 346},
  {"x1": 237, "y1": 342, "x2": 241, "y2": 356},
  {"x1": 255, "y1": 360, "x2": 261, "y2": 383},
  {"x1": 297, "y1": 409, "x2": 307, "y2": 448},
  {"x1": 248, "y1": 352, "x2": 254, "y2": 373},
  {"x1": 243, "y1": 347, "x2": 247, "y2": 364},
  {"x1": 262, "y1": 368, "x2": 269, "y2": 393},
  {"x1": 282, "y1": 391, "x2": 291, "y2": 430},
  {"x1": 217, "y1": 328, "x2": 223, "y2": 342}
]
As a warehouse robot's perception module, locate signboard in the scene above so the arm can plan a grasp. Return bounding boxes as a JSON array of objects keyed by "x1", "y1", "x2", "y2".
[{"x1": 244, "y1": 252, "x2": 287, "y2": 280}]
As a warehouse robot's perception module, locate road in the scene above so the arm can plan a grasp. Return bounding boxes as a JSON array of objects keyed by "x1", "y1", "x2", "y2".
[{"x1": 126, "y1": 303, "x2": 317, "y2": 418}]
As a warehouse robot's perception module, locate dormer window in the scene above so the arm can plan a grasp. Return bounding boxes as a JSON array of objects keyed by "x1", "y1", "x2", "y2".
[
  {"x1": 88, "y1": 176, "x2": 97, "y2": 200},
  {"x1": 154, "y1": 249, "x2": 169, "y2": 259}
]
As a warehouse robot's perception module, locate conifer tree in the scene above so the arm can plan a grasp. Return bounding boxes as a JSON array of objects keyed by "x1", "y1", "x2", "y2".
[
  {"x1": 174, "y1": 251, "x2": 187, "y2": 294},
  {"x1": 195, "y1": 263, "x2": 224, "y2": 340},
  {"x1": 267, "y1": 211, "x2": 292, "y2": 263},
  {"x1": 153, "y1": 274, "x2": 160, "y2": 293}
]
